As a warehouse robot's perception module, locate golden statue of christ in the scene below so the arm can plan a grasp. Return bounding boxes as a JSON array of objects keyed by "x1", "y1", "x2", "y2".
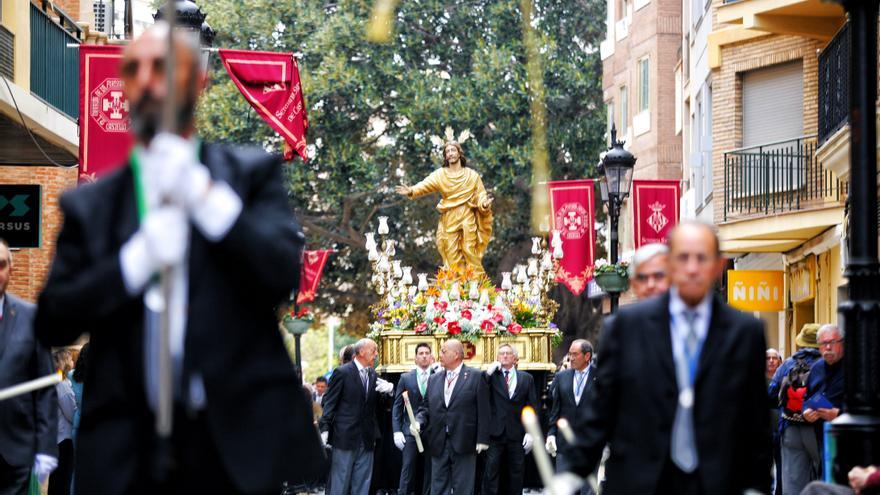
[{"x1": 396, "y1": 141, "x2": 493, "y2": 276}]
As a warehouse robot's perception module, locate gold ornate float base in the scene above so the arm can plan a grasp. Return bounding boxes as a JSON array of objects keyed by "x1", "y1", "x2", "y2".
[{"x1": 376, "y1": 328, "x2": 557, "y2": 373}]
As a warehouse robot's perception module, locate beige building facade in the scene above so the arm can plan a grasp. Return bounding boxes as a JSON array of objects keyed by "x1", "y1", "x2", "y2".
[{"x1": 705, "y1": 0, "x2": 849, "y2": 356}]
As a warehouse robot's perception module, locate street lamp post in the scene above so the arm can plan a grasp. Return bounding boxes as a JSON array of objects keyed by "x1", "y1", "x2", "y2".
[
  {"x1": 830, "y1": 0, "x2": 880, "y2": 482},
  {"x1": 600, "y1": 124, "x2": 636, "y2": 313}
]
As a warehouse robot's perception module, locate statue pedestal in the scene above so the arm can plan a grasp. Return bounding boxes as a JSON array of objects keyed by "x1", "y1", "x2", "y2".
[{"x1": 376, "y1": 327, "x2": 558, "y2": 373}]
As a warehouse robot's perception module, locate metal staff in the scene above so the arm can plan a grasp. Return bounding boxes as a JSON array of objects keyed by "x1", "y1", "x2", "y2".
[
  {"x1": 156, "y1": 0, "x2": 178, "y2": 440},
  {"x1": 402, "y1": 391, "x2": 424, "y2": 453}
]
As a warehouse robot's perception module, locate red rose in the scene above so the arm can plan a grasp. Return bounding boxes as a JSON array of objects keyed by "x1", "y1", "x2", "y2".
[
  {"x1": 508, "y1": 323, "x2": 523, "y2": 334},
  {"x1": 447, "y1": 321, "x2": 462, "y2": 335},
  {"x1": 461, "y1": 310, "x2": 473, "y2": 320},
  {"x1": 434, "y1": 316, "x2": 446, "y2": 325},
  {"x1": 481, "y1": 320, "x2": 495, "y2": 333},
  {"x1": 415, "y1": 323, "x2": 428, "y2": 334},
  {"x1": 493, "y1": 312, "x2": 504, "y2": 323},
  {"x1": 486, "y1": 304, "x2": 494, "y2": 311},
  {"x1": 434, "y1": 301, "x2": 449, "y2": 312}
]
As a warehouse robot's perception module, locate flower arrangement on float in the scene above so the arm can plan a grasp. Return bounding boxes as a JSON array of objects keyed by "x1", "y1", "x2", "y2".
[{"x1": 365, "y1": 217, "x2": 564, "y2": 342}]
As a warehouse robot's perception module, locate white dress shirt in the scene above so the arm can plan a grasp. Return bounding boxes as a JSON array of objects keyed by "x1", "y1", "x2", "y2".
[
  {"x1": 444, "y1": 363, "x2": 464, "y2": 407},
  {"x1": 119, "y1": 138, "x2": 243, "y2": 411},
  {"x1": 573, "y1": 364, "x2": 591, "y2": 405},
  {"x1": 668, "y1": 287, "x2": 713, "y2": 388}
]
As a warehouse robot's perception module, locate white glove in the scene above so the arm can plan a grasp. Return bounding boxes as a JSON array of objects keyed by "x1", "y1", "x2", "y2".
[
  {"x1": 33, "y1": 454, "x2": 58, "y2": 483},
  {"x1": 549, "y1": 472, "x2": 585, "y2": 495},
  {"x1": 546, "y1": 435, "x2": 558, "y2": 457},
  {"x1": 486, "y1": 361, "x2": 502, "y2": 375},
  {"x1": 409, "y1": 422, "x2": 421, "y2": 436},
  {"x1": 375, "y1": 377, "x2": 394, "y2": 395},
  {"x1": 145, "y1": 133, "x2": 211, "y2": 208},
  {"x1": 119, "y1": 205, "x2": 189, "y2": 294},
  {"x1": 320, "y1": 431, "x2": 330, "y2": 448},
  {"x1": 522, "y1": 433, "x2": 534, "y2": 454},
  {"x1": 394, "y1": 431, "x2": 407, "y2": 451},
  {"x1": 476, "y1": 443, "x2": 489, "y2": 454},
  {"x1": 143, "y1": 206, "x2": 189, "y2": 268},
  {"x1": 430, "y1": 362, "x2": 442, "y2": 373}
]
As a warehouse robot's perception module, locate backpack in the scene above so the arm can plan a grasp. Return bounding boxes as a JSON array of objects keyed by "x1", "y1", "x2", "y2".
[{"x1": 779, "y1": 356, "x2": 813, "y2": 417}]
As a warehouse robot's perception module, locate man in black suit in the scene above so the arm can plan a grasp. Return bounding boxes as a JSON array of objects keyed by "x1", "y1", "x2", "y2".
[
  {"x1": 392, "y1": 342, "x2": 434, "y2": 495},
  {"x1": 414, "y1": 339, "x2": 489, "y2": 495},
  {"x1": 553, "y1": 221, "x2": 771, "y2": 495},
  {"x1": 481, "y1": 343, "x2": 539, "y2": 495},
  {"x1": 546, "y1": 339, "x2": 597, "y2": 486},
  {"x1": 0, "y1": 240, "x2": 58, "y2": 495},
  {"x1": 34, "y1": 24, "x2": 323, "y2": 495},
  {"x1": 319, "y1": 338, "x2": 382, "y2": 495}
]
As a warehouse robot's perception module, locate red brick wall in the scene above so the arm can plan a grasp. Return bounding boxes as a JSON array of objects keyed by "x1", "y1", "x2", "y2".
[{"x1": 2, "y1": 166, "x2": 78, "y2": 302}]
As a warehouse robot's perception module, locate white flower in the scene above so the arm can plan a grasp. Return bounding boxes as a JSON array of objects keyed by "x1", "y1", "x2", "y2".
[{"x1": 595, "y1": 258, "x2": 609, "y2": 269}]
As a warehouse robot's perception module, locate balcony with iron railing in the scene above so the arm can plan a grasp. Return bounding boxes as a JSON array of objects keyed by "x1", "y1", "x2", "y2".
[
  {"x1": 30, "y1": 3, "x2": 80, "y2": 120},
  {"x1": 818, "y1": 21, "x2": 850, "y2": 147},
  {"x1": 723, "y1": 136, "x2": 845, "y2": 221}
]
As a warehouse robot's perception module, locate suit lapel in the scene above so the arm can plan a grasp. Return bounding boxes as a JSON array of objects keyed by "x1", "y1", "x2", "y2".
[
  {"x1": 494, "y1": 371, "x2": 509, "y2": 399},
  {"x1": 112, "y1": 166, "x2": 139, "y2": 247},
  {"x1": 652, "y1": 293, "x2": 677, "y2": 387},
  {"x1": 0, "y1": 297, "x2": 16, "y2": 359},
  {"x1": 448, "y1": 366, "x2": 468, "y2": 406},
  {"x1": 695, "y1": 297, "x2": 726, "y2": 386}
]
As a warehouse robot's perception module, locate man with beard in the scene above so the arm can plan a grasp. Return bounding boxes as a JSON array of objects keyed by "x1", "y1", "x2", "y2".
[{"x1": 34, "y1": 23, "x2": 323, "y2": 494}]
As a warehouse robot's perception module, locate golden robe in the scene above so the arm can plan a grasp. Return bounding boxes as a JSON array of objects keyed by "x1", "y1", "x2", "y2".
[{"x1": 408, "y1": 167, "x2": 493, "y2": 275}]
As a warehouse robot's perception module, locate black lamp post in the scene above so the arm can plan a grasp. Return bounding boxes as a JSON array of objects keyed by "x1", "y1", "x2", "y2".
[
  {"x1": 153, "y1": 0, "x2": 216, "y2": 47},
  {"x1": 829, "y1": 0, "x2": 880, "y2": 482},
  {"x1": 600, "y1": 124, "x2": 636, "y2": 313}
]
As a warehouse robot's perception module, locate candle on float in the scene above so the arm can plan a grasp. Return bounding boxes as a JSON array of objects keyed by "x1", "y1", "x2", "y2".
[
  {"x1": 417, "y1": 273, "x2": 429, "y2": 292},
  {"x1": 468, "y1": 281, "x2": 480, "y2": 300},
  {"x1": 377, "y1": 216, "x2": 390, "y2": 235}
]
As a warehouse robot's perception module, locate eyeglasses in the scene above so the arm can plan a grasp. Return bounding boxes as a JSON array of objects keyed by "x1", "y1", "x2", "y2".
[
  {"x1": 634, "y1": 271, "x2": 667, "y2": 282},
  {"x1": 818, "y1": 338, "x2": 844, "y2": 347}
]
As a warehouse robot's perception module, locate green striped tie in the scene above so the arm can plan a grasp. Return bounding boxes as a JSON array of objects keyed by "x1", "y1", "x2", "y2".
[{"x1": 418, "y1": 371, "x2": 427, "y2": 396}]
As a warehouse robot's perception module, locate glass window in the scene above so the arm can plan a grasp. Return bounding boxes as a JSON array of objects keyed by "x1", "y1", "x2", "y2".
[
  {"x1": 619, "y1": 86, "x2": 628, "y2": 133},
  {"x1": 638, "y1": 58, "x2": 649, "y2": 113},
  {"x1": 607, "y1": 101, "x2": 615, "y2": 141}
]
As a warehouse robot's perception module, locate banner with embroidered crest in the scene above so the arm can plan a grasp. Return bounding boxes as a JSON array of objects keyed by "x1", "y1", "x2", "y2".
[
  {"x1": 78, "y1": 45, "x2": 135, "y2": 183},
  {"x1": 548, "y1": 180, "x2": 596, "y2": 295},
  {"x1": 218, "y1": 49, "x2": 309, "y2": 161},
  {"x1": 632, "y1": 180, "x2": 680, "y2": 249},
  {"x1": 297, "y1": 249, "x2": 333, "y2": 304}
]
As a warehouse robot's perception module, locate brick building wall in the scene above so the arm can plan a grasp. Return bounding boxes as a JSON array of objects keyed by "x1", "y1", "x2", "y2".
[
  {"x1": 710, "y1": 34, "x2": 822, "y2": 225},
  {"x1": 603, "y1": 0, "x2": 682, "y2": 182},
  {"x1": 2, "y1": 165, "x2": 78, "y2": 302}
]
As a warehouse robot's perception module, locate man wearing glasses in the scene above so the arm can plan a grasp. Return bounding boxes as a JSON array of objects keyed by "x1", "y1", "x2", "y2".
[
  {"x1": 628, "y1": 243, "x2": 670, "y2": 300},
  {"x1": 546, "y1": 339, "x2": 597, "y2": 494},
  {"x1": 803, "y1": 325, "x2": 845, "y2": 477}
]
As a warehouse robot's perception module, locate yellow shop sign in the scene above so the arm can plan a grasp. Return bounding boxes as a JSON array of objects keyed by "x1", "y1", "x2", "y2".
[{"x1": 727, "y1": 270, "x2": 785, "y2": 312}]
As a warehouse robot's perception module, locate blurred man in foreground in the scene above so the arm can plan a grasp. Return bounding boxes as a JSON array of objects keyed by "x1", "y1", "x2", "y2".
[
  {"x1": 34, "y1": 23, "x2": 322, "y2": 494},
  {"x1": 554, "y1": 221, "x2": 771, "y2": 495}
]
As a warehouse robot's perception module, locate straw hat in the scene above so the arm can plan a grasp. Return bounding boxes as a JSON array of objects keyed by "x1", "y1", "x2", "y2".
[{"x1": 795, "y1": 323, "x2": 821, "y2": 348}]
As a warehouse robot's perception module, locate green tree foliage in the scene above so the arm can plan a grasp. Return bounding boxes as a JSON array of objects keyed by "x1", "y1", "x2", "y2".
[{"x1": 197, "y1": 0, "x2": 606, "y2": 340}]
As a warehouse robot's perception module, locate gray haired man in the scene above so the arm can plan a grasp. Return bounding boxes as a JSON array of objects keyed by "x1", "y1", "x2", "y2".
[{"x1": 628, "y1": 243, "x2": 670, "y2": 300}]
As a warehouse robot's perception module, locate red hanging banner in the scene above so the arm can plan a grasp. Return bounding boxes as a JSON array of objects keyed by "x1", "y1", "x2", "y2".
[
  {"x1": 297, "y1": 250, "x2": 332, "y2": 304},
  {"x1": 79, "y1": 45, "x2": 134, "y2": 183},
  {"x1": 218, "y1": 49, "x2": 309, "y2": 161},
  {"x1": 548, "y1": 180, "x2": 596, "y2": 295},
  {"x1": 632, "y1": 180, "x2": 680, "y2": 249}
]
